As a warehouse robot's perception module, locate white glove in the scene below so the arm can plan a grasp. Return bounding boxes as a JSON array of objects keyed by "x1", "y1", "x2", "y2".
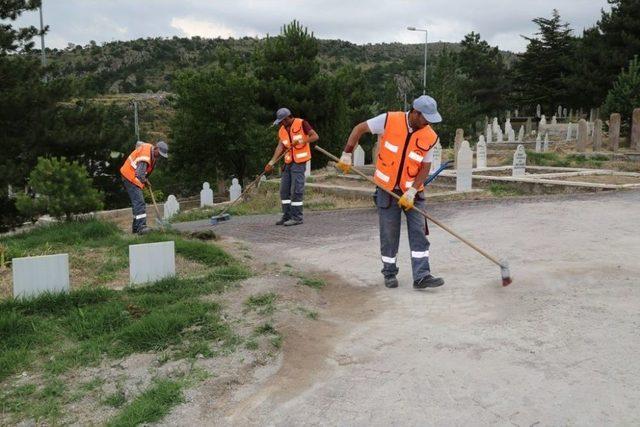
[
  {"x1": 337, "y1": 152, "x2": 352, "y2": 173},
  {"x1": 398, "y1": 187, "x2": 417, "y2": 210}
]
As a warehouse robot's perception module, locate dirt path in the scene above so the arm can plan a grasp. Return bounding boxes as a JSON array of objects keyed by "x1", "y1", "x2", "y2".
[{"x1": 173, "y1": 191, "x2": 640, "y2": 425}]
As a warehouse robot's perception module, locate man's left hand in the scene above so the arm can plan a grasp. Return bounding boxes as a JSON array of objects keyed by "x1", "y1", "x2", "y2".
[{"x1": 398, "y1": 187, "x2": 417, "y2": 211}]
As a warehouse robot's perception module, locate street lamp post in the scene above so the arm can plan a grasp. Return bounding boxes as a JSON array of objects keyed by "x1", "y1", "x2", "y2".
[{"x1": 407, "y1": 26, "x2": 428, "y2": 95}]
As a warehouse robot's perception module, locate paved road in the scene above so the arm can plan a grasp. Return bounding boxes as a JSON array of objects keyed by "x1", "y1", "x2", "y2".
[{"x1": 176, "y1": 191, "x2": 640, "y2": 425}]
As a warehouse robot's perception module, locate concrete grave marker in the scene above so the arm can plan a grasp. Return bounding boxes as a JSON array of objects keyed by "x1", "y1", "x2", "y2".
[
  {"x1": 485, "y1": 123, "x2": 492, "y2": 143},
  {"x1": 305, "y1": 160, "x2": 311, "y2": 178},
  {"x1": 577, "y1": 119, "x2": 588, "y2": 152},
  {"x1": 569, "y1": 108, "x2": 573, "y2": 119},
  {"x1": 12, "y1": 254, "x2": 70, "y2": 298},
  {"x1": 492, "y1": 117, "x2": 499, "y2": 134},
  {"x1": 515, "y1": 109, "x2": 519, "y2": 117},
  {"x1": 593, "y1": 119, "x2": 603, "y2": 151},
  {"x1": 200, "y1": 182, "x2": 213, "y2": 207},
  {"x1": 354, "y1": 145, "x2": 365, "y2": 167},
  {"x1": 632, "y1": 108, "x2": 640, "y2": 151},
  {"x1": 558, "y1": 105, "x2": 562, "y2": 117},
  {"x1": 454, "y1": 128, "x2": 464, "y2": 164},
  {"x1": 163, "y1": 195, "x2": 179, "y2": 220},
  {"x1": 535, "y1": 132, "x2": 541, "y2": 152},
  {"x1": 513, "y1": 145, "x2": 526, "y2": 177},
  {"x1": 536, "y1": 104, "x2": 541, "y2": 118},
  {"x1": 551, "y1": 115, "x2": 557, "y2": 125},
  {"x1": 476, "y1": 138, "x2": 487, "y2": 169},
  {"x1": 229, "y1": 178, "x2": 242, "y2": 202},
  {"x1": 517, "y1": 126, "x2": 524, "y2": 142},
  {"x1": 496, "y1": 127, "x2": 504, "y2": 143},
  {"x1": 543, "y1": 132, "x2": 549, "y2": 152},
  {"x1": 566, "y1": 123, "x2": 573, "y2": 141},
  {"x1": 563, "y1": 108, "x2": 568, "y2": 117},
  {"x1": 430, "y1": 141, "x2": 442, "y2": 173},
  {"x1": 129, "y1": 241, "x2": 175, "y2": 285},
  {"x1": 610, "y1": 113, "x2": 621, "y2": 152},
  {"x1": 456, "y1": 140, "x2": 473, "y2": 192}
]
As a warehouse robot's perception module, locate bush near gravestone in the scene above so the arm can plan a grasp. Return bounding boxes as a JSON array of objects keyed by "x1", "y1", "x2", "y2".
[
  {"x1": 602, "y1": 56, "x2": 640, "y2": 135},
  {"x1": 15, "y1": 157, "x2": 104, "y2": 221}
]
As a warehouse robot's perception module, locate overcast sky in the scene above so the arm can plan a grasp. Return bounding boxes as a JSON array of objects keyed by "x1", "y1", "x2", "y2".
[{"x1": 11, "y1": 0, "x2": 610, "y2": 53}]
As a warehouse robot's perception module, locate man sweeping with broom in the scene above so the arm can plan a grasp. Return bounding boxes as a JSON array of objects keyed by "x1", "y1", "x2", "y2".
[
  {"x1": 120, "y1": 141, "x2": 169, "y2": 234},
  {"x1": 336, "y1": 95, "x2": 445, "y2": 290}
]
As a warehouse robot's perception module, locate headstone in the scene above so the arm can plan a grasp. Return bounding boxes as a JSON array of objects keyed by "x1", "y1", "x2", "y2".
[
  {"x1": 557, "y1": 105, "x2": 562, "y2": 117},
  {"x1": 563, "y1": 108, "x2": 568, "y2": 118},
  {"x1": 496, "y1": 127, "x2": 504, "y2": 143},
  {"x1": 456, "y1": 140, "x2": 473, "y2": 192},
  {"x1": 543, "y1": 132, "x2": 549, "y2": 152},
  {"x1": 539, "y1": 114, "x2": 547, "y2": 128},
  {"x1": 589, "y1": 108, "x2": 595, "y2": 123},
  {"x1": 536, "y1": 104, "x2": 541, "y2": 118},
  {"x1": 512, "y1": 145, "x2": 526, "y2": 177},
  {"x1": 476, "y1": 139, "x2": 487, "y2": 169},
  {"x1": 129, "y1": 241, "x2": 175, "y2": 285},
  {"x1": 200, "y1": 182, "x2": 213, "y2": 207},
  {"x1": 506, "y1": 110, "x2": 511, "y2": 119},
  {"x1": 515, "y1": 109, "x2": 519, "y2": 117},
  {"x1": 517, "y1": 126, "x2": 524, "y2": 142},
  {"x1": 354, "y1": 145, "x2": 365, "y2": 167},
  {"x1": 551, "y1": 115, "x2": 557, "y2": 125},
  {"x1": 577, "y1": 119, "x2": 588, "y2": 152},
  {"x1": 566, "y1": 123, "x2": 573, "y2": 141},
  {"x1": 454, "y1": 128, "x2": 464, "y2": 164},
  {"x1": 229, "y1": 178, "x2": 242, "y2": 202},
  {"x1": 12, "y1": 254, "x2": 70, "y2": 298},
  {"x1": 163, "y1": 195, "x2": 179, "y2": 220},
  {"x1": 569, "y1": 108, "x2": 574, "y2": 119},
  {"x1": 525, "y1": 117, "x2": 532, "y2": 135},
  {"x1": 610, "y1": 113, "x2": 621, "y2": 152},
  {"x1": 305, "y1": 160, "x2": 311, "y2": 178},
  {"x1": 485, "y1": 123, "x2": 493, "y2": 143},
  {"x1": 535, "y1": 132, "x2": 541, "y2": 152},
  {"x1": 632, "y1": 108, "x2": 640, "y2": 151},
  {"x1": 593, "y1": 119, "x2": 603, "y2": 151},
  {"x1": 430, "y1": 141, "x2": 442, "y2": 173},
  {"x1": 492, "y1": 117, "x2": 500, "y2": 134}
]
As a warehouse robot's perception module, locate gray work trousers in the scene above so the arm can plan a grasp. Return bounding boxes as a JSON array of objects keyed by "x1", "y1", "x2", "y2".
[
  {"x1": 376, "y1": 188, "x2": 431, "y2": 282},
  {"x1": 123, "y1": 178, "x2": 147, "y2": 233},
  {"x1": 280, "y1": 162, "x2": 306, "y2": 221}
]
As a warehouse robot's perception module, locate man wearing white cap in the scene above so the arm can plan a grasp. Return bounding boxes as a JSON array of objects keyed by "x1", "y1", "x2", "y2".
[
  {"x1": 337, "y1": 95, "x2": 445, "y2": 289},
  {"x1": 265, "y1": 108, "x2": 319, "y2": 226}
]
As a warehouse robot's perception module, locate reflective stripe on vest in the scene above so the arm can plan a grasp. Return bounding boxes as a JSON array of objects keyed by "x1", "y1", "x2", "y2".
[
  {"x1": 373, "y1": 112, "x2": 438, "y2": 192},
  {"x1": 278, "y1": 118, "x2": 312, "y2": 164},
  {"x1": 120, "y1": 143, "x2": 155, "y2": 188}
]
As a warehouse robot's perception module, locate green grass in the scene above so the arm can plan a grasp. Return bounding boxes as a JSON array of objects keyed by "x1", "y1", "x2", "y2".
[
  {"x1": 106, "y1": 379, "x2": 183, "y2": 427},
  {"x1": 103, "y1": 390, "x2": 126, "y2": 408},
  {"x1": 488, "y1": 183, "x2": 528, "y2": 197},
  {"x1": 526, "y1": 151, "x2": 610, "y2": 169},
  {"x1": 245, "y1": 292, "x2": 278, "y2": 315},
  {"x1": 298, "y1": 276, "x2": 326, "y2": 289},
  {"x1": 254, "y1": 323, "x2": 282, "y2": 349}
]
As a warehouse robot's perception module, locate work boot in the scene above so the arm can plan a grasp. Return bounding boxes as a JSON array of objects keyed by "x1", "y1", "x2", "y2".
[
  {"x1": 384, "y1": 276, "x2": 398, "y2": 288},
  {"x1": 275, "y1": 217, "x2": 288, "y2": 225},
  {"x1": 283, "y1": 219, "x2": 303, "y2": 226},
  {"x1": 413, "y1": 274, "x2": 445, "y2": 289}
]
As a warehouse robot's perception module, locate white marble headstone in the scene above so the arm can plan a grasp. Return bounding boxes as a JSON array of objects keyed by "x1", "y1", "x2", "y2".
[
  {"x1": 485, "y1": 124, "x2": 493, "y2": 143},
  {"x1": 354, "y1": 145, "x2": 365, "y2": 167},
  {"x1": 563, "y1": 108, "x2": 568, "y2": 118},
  {"x1": 539, "y1": 115, "x2": 547, "y2": 127},
  {"x1": 517, "y1": 126, "x2": 524, "y2": 142},
  {"x1": 535, "y1": 133, "x2": 541, "y2": 152},
  {"x1": 496, "y1": 127, "x2": 504, "y2": 143},
  {"x1": 558, "y1": 105, "x2": 562, "y2": 117},
  {"x1": 543, "y1": 132, "x2": 549, "y2": 152},
  {"x1": 492, "y1": 117, "x2": 500, "y2": 134},
  {"x1": 430, "y1": 141, "x2": 442, "y2": 173},
  {"x1": 566, "y1": 123, "x2": 573, "y2": 141},
  {"x1": 476, "y1": 139, "x2": 487, "y2": 169},
  {"x1": 200, "y1": 182, "x2": 214, "y2": 207},
  {"x1": 129, "y1": 241, "x2": 175, "y2": 285},
  {"x1": 513, "y1": 145, "x2": 526, "y2": 177},
  {"x1": 305, "y1": 160, "x2": 311, "y2": 178},
  {"x1": 163, "y1": 195, "x2": 180, "y2": 220},
  {"x1": 229, "y1": 178, "x2": 242, "y2": 202},
  {"x1": 536, "y1": 104, "x2": 541, "y2": 118},
  {"x1": 456, "y1": 141, "x2": 473, "y2": 192},
  {"x1": 12, "y1": 254, "x2": 70, "y2": 298},
  {"x1": 551, "y1": 115, "x2": 557, "y2": 125}
]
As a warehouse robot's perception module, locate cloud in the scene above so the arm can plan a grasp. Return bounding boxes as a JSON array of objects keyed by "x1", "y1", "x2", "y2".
[{"x1": 170, "y1": 17, "x2": 237, "y2": 39}]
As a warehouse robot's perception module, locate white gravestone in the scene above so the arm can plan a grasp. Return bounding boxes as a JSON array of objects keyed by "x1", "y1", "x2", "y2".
[
  {"x1": 492, "y1": 117, "x2": 500, "y2": 134},
  {"x1": 566, "y1": 123, "x2": 573, "y2": 141},
  {"x1": 551, "y1": 115, "x2": 557, "y2": 125},
  {"x1": 486, "y1": 124, "x2": 493, "y2": 143},
  {"x1": 536, "y1": 104, "x2": 541, "y2": 118},
  {"x1": 305, "y1": 160, "x2": 311, "y2": 178},
  {"x1": 496, "y1": 127, "x2": 504, "y2": 143},
  {"x1": 517, "y1": 126, "x2": 524, "y2": 142},
  {"x1": 539, "y1": 115, "x2": 547, "y2": 128},
  {"x1": 513, "y1": 145, "x2": 527, "y2": 177},
  {"x1": 563, "y1": 108, "x2": 568, "y2": 118},
  {"x1": 430, "y1": 141, "x2": 442, "y2": 173},
  {"x1": 229, "y1": 178, "x2": 242, "y2": 202},
  {"x1": 200, "y1": 182, "x2": 214, "y2": 207},
  {"x1": 543, "y1": 132, "x2": 549, "y2": 152},
  {"x1": 508, "y1": 128, "x2": 516, "y2": 142},
  {"x1": 163, "y1": 195, "x2": 180, "y2": 220},
  {"x1": 129, "y1": 241, "x2": 175, "y2": 285},
  {"x1": 557, "y1": 105, "x2": 562, "y2": 117},
  {"x1": 354, "y1": 145, "x2": 365, "y2": 167},
  {"x1": 515, "y1": 109, "x2": 519, "y2": 117},
  {"x1": 535, "y1": 132, "x2": 542, "y2": 152},
  {"x1": 12, "y1": 254, "x2": 70, "y2": 298},
  {"x1": 476, "y1": 139, "x2": 487, "y2": 169},
  {"x1": 456, "y1": 141, "x2": 473, "y2": 192}
]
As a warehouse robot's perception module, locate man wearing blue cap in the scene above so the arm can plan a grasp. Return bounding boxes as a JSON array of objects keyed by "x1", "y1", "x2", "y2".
[
  {"x1": 337, "y1": 95, "x2": 445, "y2": 289},
  {"x1": 265, "y1": 108, "x2": 319, "y2": 226}
]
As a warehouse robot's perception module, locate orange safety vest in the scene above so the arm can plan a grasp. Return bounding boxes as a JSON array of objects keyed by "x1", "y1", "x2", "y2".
[
  {"x1": 120, "y1": 142, "x2": 156, "y2": 189},
  {"x1": 374, "y1": 112, "x2": 438, "y2": 192},
  {"x1": 278, "y1": 118, "x2": 312, "y2": 164}
]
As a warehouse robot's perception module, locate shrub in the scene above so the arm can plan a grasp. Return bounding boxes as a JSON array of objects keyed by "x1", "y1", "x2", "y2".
[
  {"x1": 602, "y1": 56, "x2": 640, "y2": 135},
  {"x1": 16, "y1": 157, "x2": 104, "y2": 220}
]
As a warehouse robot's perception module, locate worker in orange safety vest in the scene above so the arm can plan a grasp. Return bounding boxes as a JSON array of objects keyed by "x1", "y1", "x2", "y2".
[{"x1": 337, "y1": 95, "x2": 445, "y2": 290}]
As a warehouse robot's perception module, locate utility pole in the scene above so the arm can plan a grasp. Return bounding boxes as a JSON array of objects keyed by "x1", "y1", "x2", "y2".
[
  {"x1": 134, "y1": 101, "x2": 140, "y2": 141},
  {"x1": 407, "y1": 26, "x2": 428, "y2": 95},
  {"x1": 39, "y1": 1, "x2": 47, "y2": 81}
]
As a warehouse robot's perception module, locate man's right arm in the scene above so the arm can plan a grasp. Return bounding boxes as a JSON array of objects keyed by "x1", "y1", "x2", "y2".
[{"x1": 343, "y1": 122, "x2": 372, "y2": 154}]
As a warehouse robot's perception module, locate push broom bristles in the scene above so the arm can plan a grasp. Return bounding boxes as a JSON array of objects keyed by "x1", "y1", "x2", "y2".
[{"x1": 500, "y1": 260, "x2": 512, "y2": 287}]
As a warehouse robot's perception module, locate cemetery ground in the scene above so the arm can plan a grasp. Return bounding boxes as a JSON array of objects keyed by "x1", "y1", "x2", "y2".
[{"x1": 0, "y1": 219, "x2": 333, "y2": 425}]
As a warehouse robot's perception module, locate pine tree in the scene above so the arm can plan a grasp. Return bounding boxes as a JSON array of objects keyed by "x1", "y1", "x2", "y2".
[{"x1": 602, "y1": 56, "x2": 640, "y2": 133}]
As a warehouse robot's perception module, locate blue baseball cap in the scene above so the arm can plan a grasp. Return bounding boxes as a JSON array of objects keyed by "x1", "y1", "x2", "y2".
[
  {"x1": 413, "y1": 95, "x2": 442, "y2": 124},
  {"x1": 273, "y1": 107, "x2": 292, "y2": 126}
]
